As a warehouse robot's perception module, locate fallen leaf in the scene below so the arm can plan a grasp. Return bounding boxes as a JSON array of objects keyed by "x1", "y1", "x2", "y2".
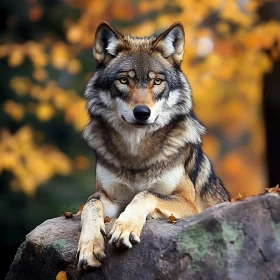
[
  {"x1": 56, "y1": 271, "x2": 67, "y2": 280},
  {"x1": 64, "y1": 212, "x2": 73, "y2": 219},
  {"x1": 266, "y1": 184, "x2": 280, "y2": 193},
  {"x1": 169, "y1": 213, "x2": 177, "y2": 223},
  {"x1": 104, "y1": 216, "x2": 110, "y2": 223},
  {"x1": 231, "y1": 193, "x2": 247, "y2": 202},
  {"x1": 76, "y1": 204, "x2": 84, "y2": 215}
]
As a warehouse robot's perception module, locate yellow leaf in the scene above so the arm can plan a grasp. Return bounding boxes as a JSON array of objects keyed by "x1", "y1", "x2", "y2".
[
  {"x1": 67, "y1": 59, "x2": 81, "y2": 74},
  {"x1": 51, "y1": 43, "x2": 70, "y2": 69},
  {"x1": 26, "y1": 42, "x2": 47, "y2": 68},
  {"x1": 56, "y1": 271, "x2": 67, "y2": 280},
  {"x1": 215, "y1": 22, "x2": 230, "y2": 35},
  {"x1": 65, "y1": 99, "x2": 88, "y2": 131},
  {"x1": 53, "y1": 92, "x2": 71, "y2": 110},
  {"x1": 9, "y1": 77, "x2": 30, "y2": 95},
  {"x1": 67, "y1": 25, "x2": 82, "y2": 43},
  {"x1": 33, "y1": 68, "x2": 48, "y2": 82},
  {"x1": 8, "y1": 49, "x2": 25, "y2": 67},
  {"x1": 169, "y1": 214, "x2": 177, "y2": 223},
  {"x1": 231, "y1": 193, "x2": 246, "y2": 202},
  {"x1": 3, "y1": 101, "x2": 25, "y2": 121},
  {"x1": 36, "y1": 103, "x2": 54, "y2": 121},
  {"x1": 266, "y1": 184, "x2": 280, "y2": 194}
]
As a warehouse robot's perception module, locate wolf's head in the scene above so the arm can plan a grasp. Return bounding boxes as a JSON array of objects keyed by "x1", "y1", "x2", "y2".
[{"x1": 85, "y1": 22, "x2": 193, "y2": 134}]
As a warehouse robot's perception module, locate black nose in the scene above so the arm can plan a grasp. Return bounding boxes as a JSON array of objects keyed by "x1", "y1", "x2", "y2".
[{"x1": 133, "y1": 105, "x2": 151, "y2": 121}]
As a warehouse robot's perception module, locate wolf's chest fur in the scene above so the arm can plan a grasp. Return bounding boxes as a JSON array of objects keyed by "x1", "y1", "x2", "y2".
[
  {"x1": 84, "y1": 117, "x2": 194, "y2": 198},
  {"x1": 96, "y1": 163, "x2": 185, "y2": 198}
]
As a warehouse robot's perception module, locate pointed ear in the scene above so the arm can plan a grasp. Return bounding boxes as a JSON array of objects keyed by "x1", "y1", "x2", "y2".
[
  {"x1": 153, "y1": 22, "x2": 185, "y2": 66},
  {"x1": 93, "y1": 22, "x2": 125, "y2": 64}
]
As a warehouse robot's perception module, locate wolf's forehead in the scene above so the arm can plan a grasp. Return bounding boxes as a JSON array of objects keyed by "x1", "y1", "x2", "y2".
[
  {"x1": 123, "y1": 35, "x2": 156, "y2": 51},
  {"x1": 113, "y1": 53, "x2": 165, "y2": 78}
]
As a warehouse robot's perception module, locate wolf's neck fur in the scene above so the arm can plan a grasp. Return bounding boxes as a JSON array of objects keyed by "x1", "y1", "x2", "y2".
[
  {"x1": 84, "y1": 113, "x2": 205, "y2": 170},
  {"x1": 120, "y1": 127, "x2": 148, "y2": 156}
]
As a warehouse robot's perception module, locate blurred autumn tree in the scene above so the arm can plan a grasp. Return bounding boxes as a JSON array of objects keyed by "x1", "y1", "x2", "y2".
[{"x1": 1, "y1": 0, "x2": 280, "y2": 277}]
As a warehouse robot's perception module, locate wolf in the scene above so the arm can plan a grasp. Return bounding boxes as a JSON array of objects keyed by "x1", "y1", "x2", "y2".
[{"x1": 77, "y1": 21, "x2": 230, "y2": 269}]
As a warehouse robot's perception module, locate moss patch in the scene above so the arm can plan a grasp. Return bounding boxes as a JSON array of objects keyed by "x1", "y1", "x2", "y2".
[
  {"x1": 270, "y1": 220, "x2": 280, "y2": 244},
  {"x1": 177, "y1": 222, "x2": 245, "y2": 272},
  {"x1": 221, "y1": 223, "x2": 245, "y2": 253},
  {"x1": 51, "y1": 239, "x2": 67, "y2": 253}
]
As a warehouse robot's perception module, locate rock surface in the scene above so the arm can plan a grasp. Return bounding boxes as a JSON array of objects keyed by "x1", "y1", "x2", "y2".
[{"x1": 6, "y1": 193, "x2": 280, "y2": 280}]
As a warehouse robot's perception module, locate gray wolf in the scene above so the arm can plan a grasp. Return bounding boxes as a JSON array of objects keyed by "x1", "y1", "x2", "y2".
[{"x1": 77, "y1": 22, "x2": 230, "y2": 269}]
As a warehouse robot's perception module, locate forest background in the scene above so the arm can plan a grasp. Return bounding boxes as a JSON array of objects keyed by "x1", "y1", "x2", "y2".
[{"x1": 1, "y1": 0, "x2": 280, "y2": 277}]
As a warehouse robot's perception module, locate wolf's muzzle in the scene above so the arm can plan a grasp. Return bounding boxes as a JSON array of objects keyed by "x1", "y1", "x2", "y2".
[{"x1": 133, "y1": 105, "x2": 151, "y2": 121}]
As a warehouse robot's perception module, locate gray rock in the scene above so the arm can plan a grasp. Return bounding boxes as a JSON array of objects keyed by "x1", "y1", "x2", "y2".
[{"x1": 6, "y1": 193, "x2": 280, "y2": 280}]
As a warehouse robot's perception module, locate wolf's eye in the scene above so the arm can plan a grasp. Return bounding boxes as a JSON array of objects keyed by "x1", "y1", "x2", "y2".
[
  {"x1": 154, "y1": 78, "x2": 162, "y2": 85},
  {"x1": 119, "y1": 77, "x2": 128, "y2": 84}
]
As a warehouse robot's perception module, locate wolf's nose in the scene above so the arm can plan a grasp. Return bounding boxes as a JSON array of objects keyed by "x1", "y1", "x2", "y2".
[{"x1": 133, "y1": 105, "x2": 151, "y2": 121}]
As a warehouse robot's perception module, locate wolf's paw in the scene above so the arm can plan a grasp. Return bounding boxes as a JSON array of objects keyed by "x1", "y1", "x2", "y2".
[
  {"x1": 108, "y1": 214, "x2": 145, "y2": 249},
  {"x1": 77, "y1": 226, "x2": 106, "y2": 270}
]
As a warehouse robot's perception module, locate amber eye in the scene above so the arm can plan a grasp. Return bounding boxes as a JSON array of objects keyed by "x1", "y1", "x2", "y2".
[
  {"x1": 154, "y1": 78, "x2": 162, "y2": 85},
  {"x1": 119, "y1": 77, "x2": 128, "y2": 84}
]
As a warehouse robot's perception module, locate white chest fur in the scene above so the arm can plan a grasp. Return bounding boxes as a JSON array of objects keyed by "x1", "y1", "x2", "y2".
[{"x1": 96, "y1": 164, "x2": 184, "y2": 200}]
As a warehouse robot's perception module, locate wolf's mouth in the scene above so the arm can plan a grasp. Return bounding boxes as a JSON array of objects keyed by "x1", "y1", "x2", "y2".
[{"x1": 122, "y1": 116, "x2": 150, "y2": 127}]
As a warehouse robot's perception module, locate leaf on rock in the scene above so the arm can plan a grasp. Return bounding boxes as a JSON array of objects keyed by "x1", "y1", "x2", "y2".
[
  {"x1": 76, "y1": 204, "x2": 84, "y2": 215},
  {"x1": 231, "y1": 193, "x2": 247, "y2": 202},
  {"x1": 104, "y1": 216, "x2": 110, "y2": 223},
  {"x1": 56, "y1": 271, "x2": 67, "y2": 280},
  {"x1": 169, "y1": 213, "x2": 177, "y2": 223},
  {"x1": 266, "y1": 184, "x2": 280, "y2": 194},
  {"x1": 64, "y1": 212, "x2": 73, "y2": 219}
]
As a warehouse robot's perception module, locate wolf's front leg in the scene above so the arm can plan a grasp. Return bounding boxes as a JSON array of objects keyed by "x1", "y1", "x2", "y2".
[
  {"x1": 108, "y1": 183, "x2": 199, "y2": 249},
  {"x1": 77, "y1": 194, "x2": 105, "y2": 269},
  {"x1": 77, "y1": 191, "x2": 122, "y2": 269}
]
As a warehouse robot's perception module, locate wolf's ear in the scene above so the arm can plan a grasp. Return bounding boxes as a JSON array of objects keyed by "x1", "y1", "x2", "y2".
[
  {"x1": 153, "y1": 22, "x2": 185, "y2": 66},
  {"x1": 93, "y1": 22, "x2": 125, "y2": 64}
]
